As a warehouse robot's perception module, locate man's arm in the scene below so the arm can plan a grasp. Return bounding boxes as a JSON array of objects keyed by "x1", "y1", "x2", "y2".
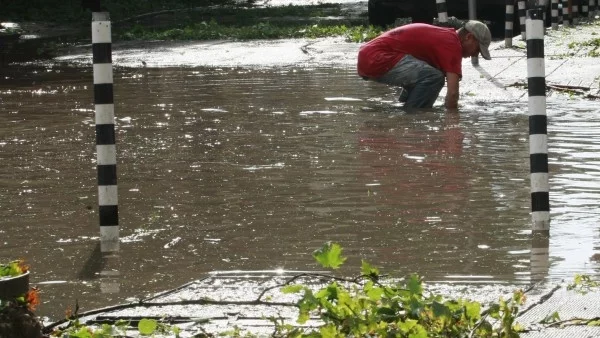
[{"x1": 445, "y1": 72, "x2": 460, "y2": 109}]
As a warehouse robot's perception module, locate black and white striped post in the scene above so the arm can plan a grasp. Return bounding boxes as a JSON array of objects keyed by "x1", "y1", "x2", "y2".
[
  {"x1": 518, "y1": 0, "x2": 527, "y2": 39},
  {"x1": 589, "y1": 0, "x2": 596, "y2": 17},
  {"x1": 573, "y1": 0, "x2": 580, "y2": 24},
  {"x1": 582, "y1": 0, "x2": 589, "y2": 17},
  {"x1": 562, "y1": 0, "x2": 571, "y2": 26},
  {"x1": 92, "y1": 12, "x2": 119, "y2": 252},
  {"x1": 526, "y1": 8, "x2": 550, "y2": 232},
  {"x1": 437, "y1": 0, "x2": 448, "y2": 23},
  {"x1": 506, "y1": 0, "x2": 515, "y2": 47},
  {"x1": 551, "y1": 0, "x2": 559, "y2": 29}
]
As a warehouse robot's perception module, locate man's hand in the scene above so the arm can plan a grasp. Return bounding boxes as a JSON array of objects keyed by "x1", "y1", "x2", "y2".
[{"x1": 445, "y1": 72, "x2": 460, "y2": 109}]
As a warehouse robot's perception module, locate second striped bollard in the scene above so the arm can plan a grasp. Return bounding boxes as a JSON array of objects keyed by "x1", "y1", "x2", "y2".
[
  {"x1": 506, "y1": 0, "x2": 515, "y2": 47},
  {"x1": 562, "y1": 0, "x2": 570, "y2": 26},
  {"x1": 526, "y1": 8, "x2": 550, "y2": 232},
  {"x1": 437, "y1": 0, "x2": 448, "y2": 23},
  {"x1": 551, "y1": 0, "x2": 559, "y2": 29},
  {"x1": 518, "y1": 0, "x2": 527, "y2": 39},
  {"x1": 93, "y1": 12, "x2": 120, "y2": 252}
]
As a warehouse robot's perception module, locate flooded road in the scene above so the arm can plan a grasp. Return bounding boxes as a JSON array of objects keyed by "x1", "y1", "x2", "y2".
[{"x1": 1, "y1": 65, "x2": 600, "y2": 320}]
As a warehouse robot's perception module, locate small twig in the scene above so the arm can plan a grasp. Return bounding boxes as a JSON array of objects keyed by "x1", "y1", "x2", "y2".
[
  {"x1": 547, "y1": 84, "x2": 588, "y2": 95},
  {"x1": 44, "y1": 272, "x2": 369, "y2": 334},
  {"x1": 586, "y1": 93, "x2": 600, "y2": 99},
  {"x1": 470, "y1": 313, "x2": 490, "y2": 338},
  {"x1": 546, "y1": 316, "x2": 600, "y2": 328},
  {"x1": 517, "y1": 284, "x2": 562, "y2": 318},
  {"x1": 548, "y1": 83, "x2": 590, "y2": 91},
  {"x1": 506, "y1": 81, "x2": 526, "y2": 88}
]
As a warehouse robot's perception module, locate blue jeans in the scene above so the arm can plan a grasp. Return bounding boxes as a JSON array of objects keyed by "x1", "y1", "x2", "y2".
[{"x1": 375, "y1": 55, "x2": 445, "y2": 109}]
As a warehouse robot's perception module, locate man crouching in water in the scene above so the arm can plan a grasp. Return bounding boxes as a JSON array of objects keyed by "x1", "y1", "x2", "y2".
[{"x1": 357, "y1": 20, "x2": 492, "y2": 109}]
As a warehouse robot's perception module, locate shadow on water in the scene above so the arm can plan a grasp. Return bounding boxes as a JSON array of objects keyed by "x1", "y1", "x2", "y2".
[{"x1": 1, "y1": 65, "x2": 599, "y2": 320}]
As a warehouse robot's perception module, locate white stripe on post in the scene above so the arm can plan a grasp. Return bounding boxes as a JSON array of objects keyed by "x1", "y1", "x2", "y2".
[
  {"x1": 526, "y1": 8, "x2": 550, "y2": 231},
  {"x1": 93, "y1": 12, "x2": 119, "y2": 252},
  {"x1": 436, "y1": 0, "x2": 448, "y2": 23},
  {"x1": 95, "y1": 104, "x2": 115, "y2": 125},
  {"x1": 97, "y1": 144, "x2": 117, "y2": 165},
  {"x1": 93, "y1": 64, "x2": 113, "y2": 84}
]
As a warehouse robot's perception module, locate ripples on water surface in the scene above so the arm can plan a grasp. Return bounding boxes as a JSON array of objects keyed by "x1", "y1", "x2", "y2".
[{"x1": 1, "y1": 66, "x2": 599, "y2": 319}]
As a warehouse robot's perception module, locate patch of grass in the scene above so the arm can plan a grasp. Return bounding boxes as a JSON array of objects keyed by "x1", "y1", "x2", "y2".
[
  {"x1": 118, "y1": 19, "x2": 384, "y2": 43},
  {"x1": 568, "y1": 37, "x2": 600, "y2": 57}
]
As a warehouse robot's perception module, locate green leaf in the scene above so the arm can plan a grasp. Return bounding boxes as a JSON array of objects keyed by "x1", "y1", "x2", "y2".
[
  {"x1": 588, "y1": 320, "x2": 600, "y2": 326},
  {"x1": 366, "y1": 285, "x2": 383, "y2": 301},
  {"x1": 320, "y1": 324, "x2": 339, "y2": 338},
  {"x1": 540, "y1": 311, "x2": 561, "y2": 324},
  {"x1": 138, "y1": 318, "x2": 158, "y2": 335},
  {"x1": 431, "y1": 301, "x2": 450, "y2": 320},
  {"x1": 464, "y1": 301, "x2": 481, "y2": 321},
  {"x1": 376, "y1": 307, "x2": 397, "y2": 322},
  {"x1": 408, "y1": 325, "x2": 428, "y2": 338},
  {"x1": 282, "y1": 284, "x2": 305, "y2": 294},
  {"x1": 406, "y1": 274, "x2": 423, "y2": 296},
  {"x1": 313, "y1": 242, "x2": 346, "y2": 269},
  {"x1": 361, "y1": 260, "x2": 379, "y2": 279},
  {"x1": 488, "y1": 303, "x2": 501, "y2": 319},
  {"x1": 398, "y1": 319, "x2": 418, "y2": 333},
  {"x1": 71, "y1": 328, "x2": 93, "y2": 338}
]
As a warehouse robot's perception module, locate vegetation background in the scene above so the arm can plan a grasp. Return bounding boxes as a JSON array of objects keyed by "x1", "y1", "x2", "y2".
[{"x1": 1, "y1": 0, "x2": 381, "y2": 42}]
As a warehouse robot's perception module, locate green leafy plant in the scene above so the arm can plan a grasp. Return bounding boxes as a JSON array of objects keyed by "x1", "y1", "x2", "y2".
[
  {"x1": 0, "y1": 260, "x2": 28, "y2": 278},
  {"x1": 50, "y1": 317, "x2": 181, "y2": 337},
  {"x1": 50, "y1": 318, "x2": 130, "y2": 337},
  {"x1": 0, "y1": 260, "x2": 40, "y2": 312},
  {"x1": 567, "y1": 274, "x2": 600, "y2": 294},
  {"x1": 277, "y1": 242, "x2": 527, "y2": 337}
]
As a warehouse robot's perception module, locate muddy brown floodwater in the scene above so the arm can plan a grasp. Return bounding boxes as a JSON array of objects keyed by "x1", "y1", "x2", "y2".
[{"x1": 1, "y1": 65, "x2": 600, "y2": 321}]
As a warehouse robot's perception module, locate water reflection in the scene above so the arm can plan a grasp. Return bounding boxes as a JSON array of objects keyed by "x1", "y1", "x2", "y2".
[{"x1": 0, "y1": 66, "x2": 599, "y2": 320}]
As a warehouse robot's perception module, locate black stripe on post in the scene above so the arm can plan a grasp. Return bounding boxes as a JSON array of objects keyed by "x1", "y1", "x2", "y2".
[
  {"x1": 526, "y1": 39, "x2": 544, "y2": 58},
  {"x1": 99, "y1": 205, "x2": 119, "y2": 226},
  {"x1": 528, "y1": 77, "x2": 546, "y2": 96},
  {"x1": 98, "y1": 164, "x2": 118, "y2": 185},
  {"x1": 531, "y1": 192, "x2": 550, "y2": 211},
  {"x1": 96, "y1": 124, "x2": 116, "y2": 145},
  {"x1": 437, "y1": 2, "x2": 447, "y2": 13},
  {"x1": 94, "y1": 83, "x2": 114, "y2": 105},
  {"x1": 529, "y1": 115, "x2": 548, "y2": 134},
  {"x1": 92, "y1": 43, "x2": 112, "y2": 64},
  {"x1": 530, "y1": 153, "x2": 549, "y2": 173}
]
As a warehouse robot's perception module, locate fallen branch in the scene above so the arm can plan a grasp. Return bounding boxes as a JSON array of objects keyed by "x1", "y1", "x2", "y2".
[
  {"x1": 546, "y1": 316, "x2": 600, "y2": 328},
  {"x1": 547, "y1": 83, "x2": 591, "y2": 91}
]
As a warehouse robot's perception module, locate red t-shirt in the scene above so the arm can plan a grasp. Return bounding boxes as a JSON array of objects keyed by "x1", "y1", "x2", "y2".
[{"x1": 357, "y1": 23, "x2": 463, "y2": 79}]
